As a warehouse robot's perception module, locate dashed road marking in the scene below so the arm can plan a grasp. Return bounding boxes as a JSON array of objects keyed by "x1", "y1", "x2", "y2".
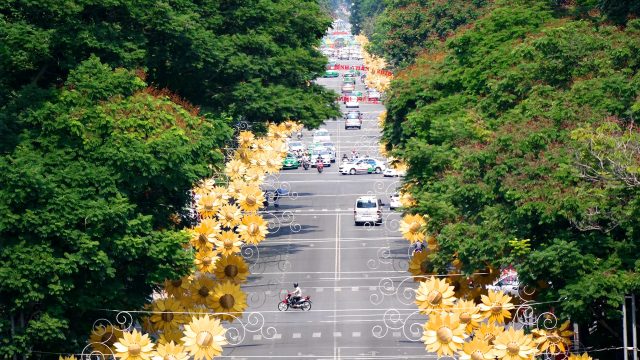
[
  {"x1": 352, "y1": 332, "x2": 361, "y2": 338},
  {"x1": 316, "y1": 287, "x2": 324, "y2": 292},
  {"x1": 293, "y1": 333, "x2": 301, "y2": 339},
  {"x1": 351, "y1": 286, "x2": 359, "y2": 291},
  {"x1": 253, "y1": 335, "x2": 262, "y2": 341},
  {"x1": 369, "y1": 286, "x2": 377, "y2": 291},
  {"x1": 392, "y1": 332, "x2": 401, "y2": 338},
  {"x1": 335, "y1": 287, "x2": 342, "y2": 292},
  {"x1": 313, "y1": 332, "x2": 322, "y2": 338},
  {"x1": 274, "y1": 334, "x2": 283, "y2": 340},
  {"x1": 333, "y1": 332, "x2": 342, "y2": 337}
]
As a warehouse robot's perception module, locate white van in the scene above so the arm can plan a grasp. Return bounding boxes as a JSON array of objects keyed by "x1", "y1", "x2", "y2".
[{"x1": 354, "y1": 196, "x2": 383, "y2": 225}]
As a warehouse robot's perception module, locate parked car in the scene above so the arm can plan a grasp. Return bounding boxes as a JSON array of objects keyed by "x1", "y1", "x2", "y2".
[
  {"x1": 345, "y1": 96, "x2": 359, "y2": 108},
  {"x1": 354, "y1": 196, "x2": 383, "y2": 225},
  {"x1": 344, "y1": 111, "x2": 362, "y2": 129},
  {"x1": 312, "y1": 128, "x2": 331, "y2": 143},
  {"x1": 383, "y1": 167, "x2": 406, "y2": 177},
  {"x1": 343, "y1": 77, "x2": 356, "y2": 84},
  {"x1": 281, "y1": 154, "x2": 300, "y2": 169},
  {"x1": 287, "y1": 141, "x2": 306, "y2": 153},
  {"x1": 341, "y1": 83, "x2": 355, "y2": 93},
  {"x1": 389, "y1": 193, "x2": 402, "y2": 210},
  {"x1": 340, "y1": 159, "x2": 382, "y2": 175},
  {"x1": 368, "y1": 90, "x2": 381, "y2": 100},
  {"x1": 324, "y1": 70, "x2": 339, "y2": 78},
  {"x1": 320, "y1": 142, "x2": 337, "y2": 162}
]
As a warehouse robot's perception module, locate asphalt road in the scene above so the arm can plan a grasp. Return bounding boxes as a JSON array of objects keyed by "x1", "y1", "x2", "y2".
[{"x1": 226, "y1": 58, "x2": 431, "y2": 359}]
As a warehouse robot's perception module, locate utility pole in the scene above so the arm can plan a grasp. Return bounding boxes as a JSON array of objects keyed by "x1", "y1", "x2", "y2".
[
  {"x1": 633, "y1": 294, "x2": 638, "y2": 360},
  {"x1": 624, "y1": 297, "x2": 629, "y2": 360}
]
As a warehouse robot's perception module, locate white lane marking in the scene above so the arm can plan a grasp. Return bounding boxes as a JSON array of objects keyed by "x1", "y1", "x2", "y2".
[
  {"x1": 369, "y1": 286, "x2": 377, "y2": 291},
  {"x1": 392, "y1": 332, "x2": 401, "y2": 338},
  {"x1": 292, "y1": 333, "x2": 301, "y2": 339},
  {"x1": 333, "y1": 332, "x2": 342, "y2": 337},
  {"x1": 335, "y1": 287, "x2": 342, "y2": 292},
  {"x1": 253, "y1": 335, "x2": 262, "y2": 341},
  {"x1": 312, "y1": 332, "x2": 322, "y2": 338},
  {"x1": 316, "y1": 287, "x2": 324, "y2": 292},
  {"x1": 335, "y1": 213, "x2": 341, "y2": 280},
  {"x1": 352, "y1": 332, "x2": 361, "y2": 338},
  {"x1": 274, "y1": 334, "x2": 282, "y2": 340},
  {"x1": 351, "y1": 286, "x2": 359, "y2": 291}
]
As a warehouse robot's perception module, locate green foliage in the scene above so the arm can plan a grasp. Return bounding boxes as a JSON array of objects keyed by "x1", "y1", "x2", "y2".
[
  {"x1": 349, "y1": 0, "x2": 385, "y2": 36},
  {"x1": 0, "y1": 0, "x2": 339, "y2": 128},
  {"x1": 383, "y1": 0, "x2": 640, "y2": 341},
  {"x1": 0, "y1": 58, "x2": 231, "y2": 356},
  {"x1": 367, "y1": 0, "x2": 488, "y2": 68}
]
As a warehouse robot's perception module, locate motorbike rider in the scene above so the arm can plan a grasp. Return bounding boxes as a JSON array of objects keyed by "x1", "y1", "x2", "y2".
[
  {"x1": 342, "y1": 153, "x2": 348, "y2": 162},
  {"x1": 291, "y1": 283, "x2": 303, "y2": 305},
  {"x1": 316, "y1": 156, "x2": 324, "y2": 167}
]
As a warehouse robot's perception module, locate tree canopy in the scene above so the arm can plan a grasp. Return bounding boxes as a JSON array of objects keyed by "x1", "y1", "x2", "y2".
[
  {"x1": 0, "y1": 0, "x2": 339, "y2": 128},
  {"x1": 0, "y1": 57, "x2": 231, "y2": 357},
  {"x1": 379, "y1": 0, "x2": 640, "y2": 352}
]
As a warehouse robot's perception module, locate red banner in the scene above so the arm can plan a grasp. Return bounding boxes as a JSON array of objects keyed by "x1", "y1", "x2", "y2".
[
  {"x1": 326, "y1": 64, "x2": 392, "y2": 77},
  {"x1": 338, "y1": 96, "x2": 381, "y2": 104}
]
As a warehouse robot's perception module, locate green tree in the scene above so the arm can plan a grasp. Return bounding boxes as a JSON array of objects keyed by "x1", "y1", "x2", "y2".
[
  {"x1": 0, "y1": 0, "x2": 339, "y2": 128},
  {"x1": 367, "y1": 0, "x2": 488, "y2": 68},
  {"x1": 0, "y1": 57, "x2": 231, "y2": 357},
  {"x1": 382, "y1": 0, "x2": 640, "y2": 353}
]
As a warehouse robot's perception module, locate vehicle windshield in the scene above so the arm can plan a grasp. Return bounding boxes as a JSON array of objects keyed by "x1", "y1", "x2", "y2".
[
  {"x1": 315, "y1": 130, "x2": 329, "y2": 136},
  {"x1": 322, "y1": 142, "x2": 334, "y2": 147},
  {"x1": 357, "y1": 200, "x2": 377, "y2": 208},
  {"x1": 347, "y1": 113, "x2": 359, "y2": 119},
  {"x1": 289, "y1": 142, "x2": 302, "y2": 147}
]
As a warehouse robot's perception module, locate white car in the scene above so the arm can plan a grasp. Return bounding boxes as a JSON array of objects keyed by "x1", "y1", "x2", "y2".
[
  {"x1": 354, "y1": 196, "x2": 383, "y2": 225},
  {"x1": 383, "y1": 168, "x2": 406, "y2": 177},
  {"x1": 312, "y1": 129, "x2": 331, "y2": 143},
  {"x1": 389, "y1": 193, "x2": 402, "y2": 210},
  {"x1": 287, "y1": 141, "x2": 306, "y2": 152},
  {"x1": 344, "y1": 112, "x2": 362, "y2": 129},
  {"x1": 345, "y1": 96, "x2": 359, "y2": 108},
  {"x1": 310, "y1": 149, "x2": 331, "y2": 166},
  {"x1": 320, "y1": 142, "x2": 336, "y2": 162},
  {"x1": 341, "y1": 83, "x2": 355, "y2": 93},
  {"x1": 368, "y1": 90, "x2": 381, "y2": 100},
  {"x1": 340, "y1": 159, "x2": 373, "y2": 175}
]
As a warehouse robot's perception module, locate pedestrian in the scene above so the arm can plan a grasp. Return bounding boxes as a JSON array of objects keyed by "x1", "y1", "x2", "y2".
[{"x1": 263, "y1": 191, "x2": 269, "y2": 207}]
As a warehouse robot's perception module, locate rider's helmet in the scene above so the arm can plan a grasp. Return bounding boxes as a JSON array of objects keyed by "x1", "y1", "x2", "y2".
[{"x1": 293, "y1": 283, "x2": 299, "y2": 288}]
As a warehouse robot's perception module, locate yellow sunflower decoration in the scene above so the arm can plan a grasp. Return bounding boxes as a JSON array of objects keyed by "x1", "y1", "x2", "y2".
[
  {"x1": 163, "y1": 275, "x2": 191, "y2": 298},
  {"x1": 568, "y1": 353, "x2": 592, "y2": 360},
  {"x1": 189, "y1": 275, "x2": 217, "y2": 307},
  {"x1": 214, "y1": 254, "x2": 250, "y2": 284},
  {"x1": 459, "y1": 337, "x2": 494, "y2": 360},
  {"x1": 415, "y1": 276, "x2": 456, "y2": 314},
  {"x1": 478, "y1": 290, "x2": 515, "y2": 324},
  {"x1": 213, "y1": 231, "x2": 243, "y2": 256},
  {"x1": 224, "y1": 159, "x2": 247, "y2": 180},
  {"x1": 226, "y1": 179, "x2": 248, "y2": 200},
  {"x1": 243, "y1": 167, "x2": 265, "y2": 184},
  {"x1": 211, "y1": 281, "x2": 248, "y2": 321},
  {"x1": 237, "y1": 131, "x2": 255, "y2": 148},
  {"x1": 236, "y1": 185, "x2": 265, "y2": 212},
  {"x1": 114, "y1": 329, "x2": 155, "y2": 360},
  {"x1": 407, "y1": 250, "x2": 434, "y2": 281},
  {"x1": 452, "y1": 299, "x2": 482, "y2": 333},
  {"x1": 182, "y1": 315, "x2": 228, "y2": 360},
  {"x1": 151, "y1": 341, "x2": 190, "y2": 360},
  {"x1": 492, "y1": 327, "x2": 537, "y2": 360},
  {"x1": 399, "y1": 214, "x2": 427, "y2": 243},
  {"x1": 421, "y1": 312, "x2": 467, "y2": 356},
  {"x1": 150, "y1": 298, "x2": 189, "y2": 332},
  {"x1": 195, "y1": 249, "x2": 217, "y2": 273},
  {"x1": 532, "y1": 320, "x2": 573, "y2": 354},
  {"x1": 190, "y1": 219, "x2": 219, "y2": 251},
  {"x1": 196, "y1": 194, "x2": 220, "y2": 219},
  {"x1": 216, "y1": 204, "x2": 242, "y2": 229},
  {"x1": 157, "y1": 328, "x2": 184, "y2": 345},
  {"x1": 400, "y1": 192, "x2": 416, "y2": 207},
  {"x1": 475, "y1": 321, "x2": 505, "y2": 344},
  {"x1": 59, "y1": 356, "x2": 76, "y2": 360},
  {"x1": 237, "y1": 214, "x2": 268, "y2": 244},
  {"x1": 90, "y1": 324, "x2": 125, "y2": 356}
]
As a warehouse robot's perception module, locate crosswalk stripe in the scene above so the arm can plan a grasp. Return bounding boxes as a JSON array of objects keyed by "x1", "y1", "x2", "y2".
[
  {"x1": 352, "y1": 332, "x2": 361, "y2": 337},
  {"x1": 292, "y1": 333, "x2": 301, "y2": 339},
  {"x1": 312, "y1": 332, "x2": 322, "y2": 338},
  {"x1": 333, "y1": 332, "x2": 342, "y2": 337}
]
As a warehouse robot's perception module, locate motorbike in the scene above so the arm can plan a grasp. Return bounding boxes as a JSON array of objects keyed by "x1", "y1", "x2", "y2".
[
  {"x1": 296, "y1": 132, "x2": 303, "y2": 140},
  {"x1": 316, "y1": 161, "x2": 324, "y2": 173},
  {"x1": 303, "y1": 160, "x2": 310, "y2": 170},
  {"x1": 278, "y1": 293, "x2": 311, "y2": 311}
]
